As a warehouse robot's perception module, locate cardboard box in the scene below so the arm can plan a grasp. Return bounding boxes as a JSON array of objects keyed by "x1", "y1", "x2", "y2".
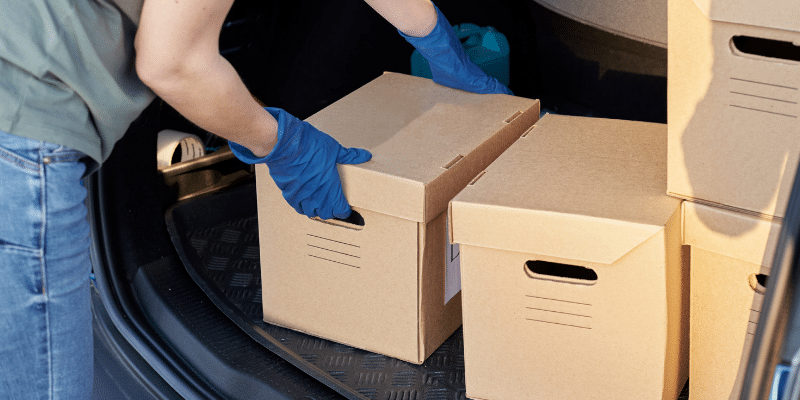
[
  {"x1": 449, "y1": 114, "x2": 688, "y2": 399},
  {"x1": 683, "y1": 201, "x2": 782, "y2": 400},
  {"x1": 667, "y1": 0, "x2": 800, "y2": 218},
  {"x1": 254, "y1": 72, "x2": 540, "y2": 364}
]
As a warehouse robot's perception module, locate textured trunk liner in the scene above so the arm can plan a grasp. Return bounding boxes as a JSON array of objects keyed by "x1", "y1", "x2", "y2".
[{"x1": 166, "y1": 182, "x2": 690, "y2": 400}]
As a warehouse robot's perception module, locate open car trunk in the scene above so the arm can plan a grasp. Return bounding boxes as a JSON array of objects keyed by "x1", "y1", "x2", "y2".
[{"x1": 86, "y1": 0, "x2": 685, "y2": 398}]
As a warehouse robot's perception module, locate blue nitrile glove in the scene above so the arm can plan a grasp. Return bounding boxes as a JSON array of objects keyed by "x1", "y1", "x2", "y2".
[
  {"x1": 399, "y1": 3, "x2": 513, "y2": 95},
  {"x1": 229, "y1": 107, "x2": 372, "y2": 220}
]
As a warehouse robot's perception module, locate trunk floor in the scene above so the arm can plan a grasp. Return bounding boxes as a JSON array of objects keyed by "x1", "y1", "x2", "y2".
[{"x1": 166, "y1": 182, "x2": 690, "y2": 400}]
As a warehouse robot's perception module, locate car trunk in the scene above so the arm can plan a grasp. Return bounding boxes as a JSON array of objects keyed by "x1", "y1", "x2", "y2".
[{"x1": 87, "y1": 0, "x2": 683, "y2": 398}]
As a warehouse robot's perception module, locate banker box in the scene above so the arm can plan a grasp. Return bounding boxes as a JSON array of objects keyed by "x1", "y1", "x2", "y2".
[
  {"x1": 449, "y1": 114, "x2": 688, "y2": 399},
  {"x1": 667, "y1": 0, "x2": 800, "y2": 217},
  {"x1": 683, "y1": 202, "x2": 781, "y2": 400},
  {"x1": 255, "y1": 72, "x2": 540, "y2": 364}
]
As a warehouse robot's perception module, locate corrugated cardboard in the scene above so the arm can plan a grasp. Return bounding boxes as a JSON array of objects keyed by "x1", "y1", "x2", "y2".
[
  {"x1": 682, "y1": 202, "x2": 782, "y2": 400},
  {"x1": 667, "y1": 0, "x2": 800, "y2": 218},
  {"x1": 255, "y1": 72, "x2": 540, "y2": 364},
  {"x1": 449, "y1": 114, "x2": 688, "y2": 399},
  {"x1": 532, "y1": 0, "x2": 667, "y2": 47}
]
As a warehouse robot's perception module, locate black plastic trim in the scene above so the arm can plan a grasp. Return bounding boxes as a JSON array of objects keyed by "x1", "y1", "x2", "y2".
[
  {"x1": 92, "y1": 284, "x2": 180, "y2": 400},
  {"x1": 88, "y1": 171, "x2": 222, "y2": 400}
]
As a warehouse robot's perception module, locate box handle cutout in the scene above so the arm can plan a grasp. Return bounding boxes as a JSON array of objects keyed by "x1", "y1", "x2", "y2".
[
  {"x1": 504, "y1": 111, "x2": 523, "y2": 124},
  {"x1": 443, "y1": 154, "x2": 464, "y2": 169},
  {"x1": 525, "y1": 260, "x2": 597, "y2": 285},
  {"x1": 311, "y1": 210, "x2": 365, "y2": 230},
  {"x1": 730, "y1": 36, "x2": 800, "y2": 63},
  {"x1": 748, "y1": 273, "x2": 769, "y2": 294},
  {"x1": 468, "y1": 171, "x2": 486, "y2": 186}
]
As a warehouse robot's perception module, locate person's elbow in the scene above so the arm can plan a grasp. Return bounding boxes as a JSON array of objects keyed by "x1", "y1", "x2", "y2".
[
  {"x1": 134, "y1": 35, "x2": 194, "y2": 96},
  {"x1": 135, "y1": 37, "x2": 163, "y2": 87}
]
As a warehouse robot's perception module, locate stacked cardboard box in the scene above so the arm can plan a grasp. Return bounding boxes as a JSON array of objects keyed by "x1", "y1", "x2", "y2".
[
  {"x1": 668, "y1": 0, "x2": 800, "y2": 218},
  {"x1": 254, "y1": 72, "x2": 540, "y2": 364},
  {"x1": 682, "y1": 202, "x2": 781, "y2": 399},
  {"x1": 449, "y1": 114, "x2": 688, "y2": 399},
  {"x1": 668, "y1": 0, "x2": 797, "y2": 398}
]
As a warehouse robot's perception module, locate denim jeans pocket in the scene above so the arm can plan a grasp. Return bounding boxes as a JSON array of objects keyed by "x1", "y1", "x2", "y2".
[
  {"x1": 0, "y1": 134, "x2": 41, "y2": 175},
  {"x1": 0, "y1": 131, "x2": 85, "y2": 252},
  {"x1": 0, "y1": 130, "x2": 84, "y2": 170}
]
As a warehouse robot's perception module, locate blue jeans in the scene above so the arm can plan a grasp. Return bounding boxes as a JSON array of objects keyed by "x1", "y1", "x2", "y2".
[{"x1": 0, "y1": 130, "x2": 92, "y2": 399}]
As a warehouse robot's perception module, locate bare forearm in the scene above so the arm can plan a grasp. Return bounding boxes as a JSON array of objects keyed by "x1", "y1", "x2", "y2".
[
  {"x1": 364, "y1": 0, "x2": 437, "y2": 37},
  {"x1": 141, "y1": 52, "x2": 278, "y2": 157},
  {"x1": 135, "y1": 0, "x2": 277, "y2": 157}
]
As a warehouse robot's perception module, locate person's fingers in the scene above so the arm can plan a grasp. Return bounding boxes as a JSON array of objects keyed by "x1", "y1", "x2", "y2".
[
  {"x1": 336, "y1": 147, "x2": 372, "y2": 165},
  {"x1": 299, "y1": 199, "x2": 320, "y2": 219},
  {"x1": 330, "y1": 192, "x2": 352, "y2": 220},
  {"x1": 297, "y1": 180, "x2": 351, "y2": 221}
]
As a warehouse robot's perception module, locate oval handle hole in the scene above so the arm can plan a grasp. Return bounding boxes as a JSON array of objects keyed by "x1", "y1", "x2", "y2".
[
  {"x1": 730, "y1": 36, "x2": 800, "y2": 62},
  {"x1": 312, "y1": 210, "x2": 365, "y2": 230},
  {"x1": 748, "y1": 273, "x2": 769, "y2": 294},
  {"x1": 525, "y1": 260, "x2": 597, "y2": 285},
  {"x1": 335, "y1": 209, "x2": 364, "y2": 226}
]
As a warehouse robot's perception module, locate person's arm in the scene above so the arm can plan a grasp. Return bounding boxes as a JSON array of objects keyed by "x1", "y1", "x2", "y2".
[
  {"x1": 134, "y1": 0, "x2": 371, "y2": 220},
  {"x1": 134, "y1": 0, "x2": 277, "y2": 157},
  {"x1": 364, "y1": 0, "x2": 512, "y2": 95},
  {"x1": 363, "y1": 0, "x2": 437, "y2": 37}
]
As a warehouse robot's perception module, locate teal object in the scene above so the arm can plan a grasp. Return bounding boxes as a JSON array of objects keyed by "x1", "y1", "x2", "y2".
[{"x1": 411, "y1": 23, "x2": 510, "y2": 87}]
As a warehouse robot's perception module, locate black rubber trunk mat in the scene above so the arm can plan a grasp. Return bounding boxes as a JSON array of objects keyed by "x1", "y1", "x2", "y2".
[{"x1": 166, "y1": 182, "x2": 691, "y2": 400}]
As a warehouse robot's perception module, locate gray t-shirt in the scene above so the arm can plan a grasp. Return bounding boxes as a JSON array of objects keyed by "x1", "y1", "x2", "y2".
[{"x1": 0, "y1": 0, "x2": 155, "y2": 165}]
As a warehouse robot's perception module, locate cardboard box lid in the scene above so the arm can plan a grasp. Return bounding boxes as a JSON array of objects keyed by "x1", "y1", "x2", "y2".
[
  {"x1": 449, "y1": 114, "x2": 681, "y2": 265},
  {"x1": 690, "y1": 0, "x2": 800, "y2": 32},
  {"x1": 683, "y1": 201, "x2": 782, "y2": 267},
  {"x1": 533, "y1": 0, "x2": 666, "y2": 48},
  {"x1": 306, "y1": 72, "x2": 540, "y2": 223}
]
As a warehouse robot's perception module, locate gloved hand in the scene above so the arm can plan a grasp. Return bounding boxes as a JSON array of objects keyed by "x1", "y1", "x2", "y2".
[
  {"x1": 229, "y1": 107, "x2": 372, "y2": 220},
  {"x1": 399, "y1": 3, "x2": 513, "y2": 95}
]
